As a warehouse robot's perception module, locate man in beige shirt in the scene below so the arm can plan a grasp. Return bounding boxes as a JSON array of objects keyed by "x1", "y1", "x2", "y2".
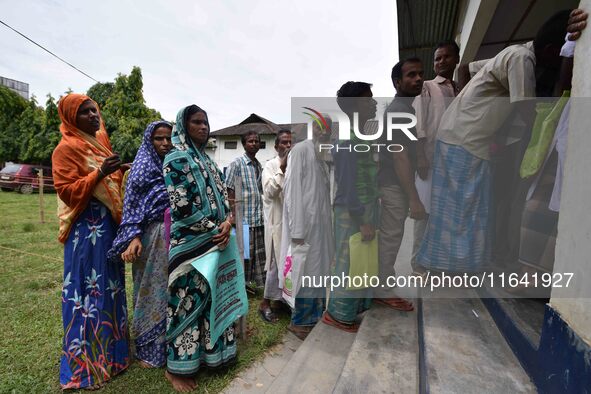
[
  {"x1": 417, "y1": 10, "x2": 577, "y2": 273},
  {"x1": 411, "y1": 41, "x2": 460, "y2": 274}
]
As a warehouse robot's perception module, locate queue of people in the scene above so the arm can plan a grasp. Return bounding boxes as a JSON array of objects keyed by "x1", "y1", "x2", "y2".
[{"x1": 51, "y1": 8, "x2": 587, "y2": 392}]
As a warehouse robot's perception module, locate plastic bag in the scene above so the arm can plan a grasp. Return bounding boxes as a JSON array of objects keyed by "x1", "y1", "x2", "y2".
[
  {"x1": 282, "y1": 245, "x2": 294, "y2": 308},
  {"x1": 520, "y1": 91, "x2": 570, "y2": 178},
  {"x1": 281, "y1": 243, "x2": 309, "y2": 308},
  {"x1": 347, "y1": 231, "x2": 379, "y2": 289},
  {"x1": 190, "y1": 234, "x2": 249, "y2": 342}
]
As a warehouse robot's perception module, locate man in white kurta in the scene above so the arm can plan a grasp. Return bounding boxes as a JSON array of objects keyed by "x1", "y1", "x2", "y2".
[
  {"x1": 280, "y1": 124, "x2": 334, "y2": 339},
  {"x1": 259, "y1": 130, "x2": 292, "y2": 323}
]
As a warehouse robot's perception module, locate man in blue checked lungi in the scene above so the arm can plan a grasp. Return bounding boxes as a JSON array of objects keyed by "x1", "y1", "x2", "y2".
[
  {"x1": 417, "y1": 10, "x2": 584, "y2": 273},
  {"x1": 226, "y1": 131, "x2": 267, "y2": 287}
]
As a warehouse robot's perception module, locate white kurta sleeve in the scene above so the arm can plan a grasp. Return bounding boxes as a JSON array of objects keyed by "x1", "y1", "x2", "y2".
[
  {"x1": 284, "y1": 146, "x2": 309, "y2": 240},
  {"x1": 262, "y1": 158, "x2": 284, "y2": 200}
]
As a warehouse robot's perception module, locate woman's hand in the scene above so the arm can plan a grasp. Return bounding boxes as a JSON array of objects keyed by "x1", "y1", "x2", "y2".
[
  {"x1": 121, "y1": 237, "x2": 142, "y2": 263},
  {"x1": 212, "y1": 221, "x2": 232, "y2": 250},
  {"x1": 99, "y1": 153, "x2": 122, "y2": 179}
]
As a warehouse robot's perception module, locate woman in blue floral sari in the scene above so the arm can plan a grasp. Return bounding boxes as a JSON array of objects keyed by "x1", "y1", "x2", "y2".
[
  {"x1": 52, "y1": 93, "x2": 129, "y2": 389},
  {"x1": 163, "y1": 105, "x2": 235, "y2": 392},
  {"x1": 109, "y1": 121, "x2": 173, "y2": 368}
]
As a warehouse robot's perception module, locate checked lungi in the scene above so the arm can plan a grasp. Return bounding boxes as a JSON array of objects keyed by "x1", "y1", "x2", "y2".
[
  {"x1": 417, "y1": 141, "x2": 493, "y2": 272},
  {"x1": 246, "y1": 225, "x2": 266, "y2": 287}
]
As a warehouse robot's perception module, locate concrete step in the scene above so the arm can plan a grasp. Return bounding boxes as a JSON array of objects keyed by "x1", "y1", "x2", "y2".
[
  {"x1": 266, "y1": 320, "x2": 357, "y2": 394},
  {"x1": 421, "y1": 290, "x2": 536, "y2": 393},
  {"x1": 222, "y1": 332, "x2": 302, "y2": 393},
  {"x1": 333, "y1": 304, "x2": 418, "y2": 394}
]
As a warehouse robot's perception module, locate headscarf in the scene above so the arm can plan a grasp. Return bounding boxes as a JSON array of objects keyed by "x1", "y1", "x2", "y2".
[
  {"x1": 108, "y1": 120, "x2": 172, "y2": 260},
  {"x1": 164, "y1": 105, "x2": 230, "y2": 274},
  {"x1": 52, "y1": 93, "x2": 123, "y2": 243},
  {"x1": 172, "y1": 104, "x2": 211, "y2": 152}
]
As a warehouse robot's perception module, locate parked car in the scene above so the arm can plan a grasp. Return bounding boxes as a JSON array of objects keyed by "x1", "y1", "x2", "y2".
[{"x1": 0, "y1": 163, "x2": 55, "y2": 194}]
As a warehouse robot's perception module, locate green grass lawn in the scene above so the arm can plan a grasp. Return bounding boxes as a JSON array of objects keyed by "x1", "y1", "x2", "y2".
[{"x1": 0, "y1": 191, "x2": 288, "y2": 393}]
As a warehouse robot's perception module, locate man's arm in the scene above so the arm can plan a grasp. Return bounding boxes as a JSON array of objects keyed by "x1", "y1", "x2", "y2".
[
  {"x1": 227, "y1": 188, "x2": 236, "y2": 224},
  {"x1": 457, "y1": 63, "x2": 471, "y2": 91},
  {"x1": 262, "y1": 159, "x2": 284, "y2": 200},
  {"x1": 458, "y1": 59, "x2": 490, "y2": 90},
  {"x1": 392, "y1": 150, "x2": 426, "y2": 220},
  {"x1": 225, "y1": 161, "x2": 238, "y2": 224},
  {"x1": 413, "y1": 92, "x2": 430, "y2": 180}
]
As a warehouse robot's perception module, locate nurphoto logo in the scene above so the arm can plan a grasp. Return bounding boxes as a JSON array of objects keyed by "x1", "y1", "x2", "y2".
[{"x1": 302, "y1": 106, "x2": 417, "y2": 152}]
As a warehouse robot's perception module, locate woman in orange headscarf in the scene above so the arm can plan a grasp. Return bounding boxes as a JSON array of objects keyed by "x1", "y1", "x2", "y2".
[{"x1": 52, "y1": 93, "x2": 129, "y2": 389}]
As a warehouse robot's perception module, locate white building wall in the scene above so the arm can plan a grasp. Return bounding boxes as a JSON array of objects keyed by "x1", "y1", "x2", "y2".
[
  {"x1": 550, "y1": 0, "x2": 591, "y2": 346},
  {"x1": 205, "y1": 135, "x2": 277, "y2": 172}
]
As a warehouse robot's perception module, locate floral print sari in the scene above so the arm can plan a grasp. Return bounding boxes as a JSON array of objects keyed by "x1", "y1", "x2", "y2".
[
  {"x1": 163, "y1": 105, "x2": 236, "y2": 376},
  {"x1": 60, "y1": 200, "x2": 129, "y2": 388}
]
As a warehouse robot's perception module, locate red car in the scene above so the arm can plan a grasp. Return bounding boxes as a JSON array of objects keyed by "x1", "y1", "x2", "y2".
[{"x1": 0, "y1": 163, "x2": 55, "y2": 194}]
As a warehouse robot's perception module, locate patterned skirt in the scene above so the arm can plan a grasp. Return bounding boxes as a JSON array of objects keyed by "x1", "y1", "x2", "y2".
[
  {"x1": 417, "y1": 141, "x2": 493, "y2": 272},
  {"x1": 326, "y1": 206, "x2": 372, "y2": 325},
  {"x1": 166, "y1": 268, "x2": 236, "y2": 376},
  {"x1": 131, "y1": 221, "x2": 168, "y2": 367},
  {"x1": 60, "y1": 200, "x2": 129, "y2": 389}
]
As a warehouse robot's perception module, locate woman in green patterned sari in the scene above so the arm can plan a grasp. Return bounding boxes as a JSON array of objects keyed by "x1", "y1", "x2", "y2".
[{"x1": 163, "y1": 105, "x2": 235, "y2": 392}]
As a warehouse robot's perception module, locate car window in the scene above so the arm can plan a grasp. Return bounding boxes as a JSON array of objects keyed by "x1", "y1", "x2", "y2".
[{"x1": 1, "y1": 164, "x2": 21, "y2": 174}]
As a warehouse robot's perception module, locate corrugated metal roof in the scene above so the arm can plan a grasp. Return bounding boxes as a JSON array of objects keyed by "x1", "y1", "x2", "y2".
[{"x1": 396, "y1": 0, "x2": 461, "y2": 79}]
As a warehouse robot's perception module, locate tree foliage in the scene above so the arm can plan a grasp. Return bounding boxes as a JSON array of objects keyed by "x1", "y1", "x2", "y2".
[
  {"x1": 87, "y1": 67, "x2": 162, "y2": 162},
  {"x1": 0, "y1": 66, "x2": 164, "y2": 166},
  {"x1": 0, "y1": 86, "x2": 28, "y2": 163},
  {"x1": 86, "y1": 82, "x2": 114, "y2": 110},
  {"x1": 18, "y1": 96, "x2": 46, "y2": 164}
]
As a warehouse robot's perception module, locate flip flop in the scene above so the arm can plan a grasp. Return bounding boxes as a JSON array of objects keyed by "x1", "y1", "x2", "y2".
[
  {"x1": 321, "y1": 312, "x2": 359, "y2": 333},
  {"x1": 374, "y1": 298, "x2": 415, "y2": 312},
  {"x1": 259, "y1": 307, "x2": 278, "y2": 323}
]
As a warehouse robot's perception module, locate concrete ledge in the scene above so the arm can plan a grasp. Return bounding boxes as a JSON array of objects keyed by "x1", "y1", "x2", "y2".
[
  {"x1": 422, "y1": 293, "x2": 535, "y2": 393},
  {"x1": 266, "y1": 321, "x2": 356, "y2": 393},
  {"x1": 333, "y1": 304, "x2": 418, "y2": 394}
]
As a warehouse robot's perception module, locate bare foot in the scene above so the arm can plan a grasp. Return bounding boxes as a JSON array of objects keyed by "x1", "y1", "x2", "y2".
[
  {"x1": 84, "y1": 381, "x2": 105, "y2": 390},
  {"x1": 165, "y1": 370, "x2": 197, "y2": 392},
  {"x1": 137, "y1": 360, "x2": 153, "y2": 369}
]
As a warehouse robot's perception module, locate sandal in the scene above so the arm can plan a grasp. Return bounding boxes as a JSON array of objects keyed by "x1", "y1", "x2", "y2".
[
  {"x1": 259, "y1": 307, "x2": 278, "y2": 323},
  {"x1": 374, "y1": 297, "x2": 414, "y2": 312},
  {"x1": 321, "y1": 312, "x2": 359, "y2": 333},
  {"x1": 287, "y1": 324, "x2": 312, "y2": 340}
]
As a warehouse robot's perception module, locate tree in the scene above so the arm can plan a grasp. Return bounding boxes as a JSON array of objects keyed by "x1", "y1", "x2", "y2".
[
  {"x1": 0, "y1": 86, "x2": 28, "y2": 163},
  {"x1": 36, "y1": 94, "x2": 61, "y2": 164},
  {"x1": 98, "y1": 67, "x2": 163, "y2": 162},
  {"x1": 0, "y1": 66, "x2": 164, "y2": 166},
  {"x1": 86, "y1": 82, "x2": 114, "y2": 110},
  {"x1": 18, "y1": 96, "x2": 47, "y2": 164}
]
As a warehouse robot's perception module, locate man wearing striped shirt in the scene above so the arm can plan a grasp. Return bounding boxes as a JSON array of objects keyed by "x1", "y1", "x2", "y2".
[{"x1": 226, "y1": 130, "x2": 266, "y2": 287}]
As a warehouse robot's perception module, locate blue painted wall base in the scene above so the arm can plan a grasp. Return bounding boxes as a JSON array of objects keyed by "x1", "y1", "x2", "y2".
[{"x1": 483, "y1": 299, "x2": 591, "y2": 393}]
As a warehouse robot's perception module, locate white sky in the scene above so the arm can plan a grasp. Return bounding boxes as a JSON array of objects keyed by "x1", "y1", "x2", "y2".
[{"x1": 0, "y1": 0, "x2": 398, "y2": 129}]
